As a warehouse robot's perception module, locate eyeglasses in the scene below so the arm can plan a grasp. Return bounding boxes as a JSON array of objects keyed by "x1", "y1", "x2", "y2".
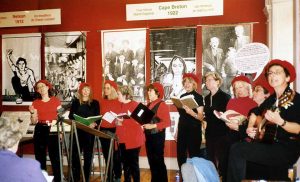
[{"x1": 267, "y1": 70, "x2": 284, "y2": 76}]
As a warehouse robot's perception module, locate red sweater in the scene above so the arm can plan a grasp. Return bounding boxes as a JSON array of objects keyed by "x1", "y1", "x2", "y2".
[
  {"x1": 147, "y1": 99, "x2": 171, "y2": 130},
  {"x1": 226, "y1": 96, "x2": 258, "y2": 117},
  {"x1": 100, "y1": 98, "x2": 120, "y2": 128},
  {"x1": 115, "y1": 100, "x2": 145, "y2": 149}
]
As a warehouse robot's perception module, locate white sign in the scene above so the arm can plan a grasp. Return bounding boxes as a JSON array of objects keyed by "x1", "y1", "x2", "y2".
[
  {"x1": 0, "y1": 9, "x2": 61, "y2": 28},
  {"x1": 126, "y1": 0, "x2": 223, "y2": 21},
  {"x1": 235, "y1": 43, "x2": 270, "y2": 80}
]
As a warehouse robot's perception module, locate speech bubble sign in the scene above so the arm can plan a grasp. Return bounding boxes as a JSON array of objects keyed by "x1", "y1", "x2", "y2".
[{"x1": 235, "y1": 43, "x2": 270, "y2": 80}]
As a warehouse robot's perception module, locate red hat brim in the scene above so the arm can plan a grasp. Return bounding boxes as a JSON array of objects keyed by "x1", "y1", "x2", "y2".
[
  {"x1": 34, "y1": 80, "x2": 53, "y2": 92},
  {"x1": 264, "y1": 59, "x2": 296, "y2": 83},
  {"x1": 231, "y1": 75, "x2": 251, "y2": 86},
  {"x1": 183, "y1": 73, "x2": 199, "y2": 83}
]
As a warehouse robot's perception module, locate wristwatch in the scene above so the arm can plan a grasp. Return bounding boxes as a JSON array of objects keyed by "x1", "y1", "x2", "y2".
[{"x1": 281, "y1": 120, "x2": 287, "y2": 127}]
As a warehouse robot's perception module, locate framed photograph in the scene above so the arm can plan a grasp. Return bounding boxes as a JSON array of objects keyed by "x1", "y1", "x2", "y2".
[
  {"x1": 44, "y1": 31, "x2": 86, "y2": 104},
  {"x1": 150, "y1": 27, "x2": 197, "y2": 101},
  {"x1": 202, "y1": 23, "x2": 253, "y2": 95},
  {"x1": 2, "y1": 33, "x2": 41, "y2": 105},
  {"x1": 101, "y1": 28, "x2": 146, "y2": 102}
]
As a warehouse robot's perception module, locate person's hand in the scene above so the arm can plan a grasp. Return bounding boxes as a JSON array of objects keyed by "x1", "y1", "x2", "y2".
[
  {"x1": 29, "y1": 105, "x2": 35, "y2": 113},
  {"x1": 246, "y1": 127, "x2": 257, "y2": 139},
  {"x1": 143, "y1": 124, "x2": 157, "y2": 130},
  {"x1": 115, "y1": 117, "x2": 124, "y2": 126},
  {"x1": 6, "y1": 49, "x2": 13, "y2": 56},
  {"x1": 89, "y1": 122, "x2": 98, "y2": 129},
  {"x1": 226, "y1": 122, "x2": 239, "y2": 131},
  {"x1": 264, "y1": 110, "x2": 284, "y2": 125},
  {"x1": 182, "y1": 105, "x2": 193, "y2": 116}
]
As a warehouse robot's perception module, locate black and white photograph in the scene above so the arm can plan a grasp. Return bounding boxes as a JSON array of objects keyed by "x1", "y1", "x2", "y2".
[
  {"x1": 101, "y1": 28, "x2": 146, "y2": 102},
  {"x1": 150, "y1": 27, "x2": 197, "y2": 101},
  {"x1": 202, "y1": 24, "x2": 253, "y2": 95},
  {"x1": 2, "y1": 33, "x2": 41, "y2": 105},
  {"x1": 44, "y1": 31, "x2": 86, "y2": 103}
]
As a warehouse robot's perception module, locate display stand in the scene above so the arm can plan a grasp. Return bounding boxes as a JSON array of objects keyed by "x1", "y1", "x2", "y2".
[{"x1": 64, "y1": 119, "x2": 115, "y2": 182}]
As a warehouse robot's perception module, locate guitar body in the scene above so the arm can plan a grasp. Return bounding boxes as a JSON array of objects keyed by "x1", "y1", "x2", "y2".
[
  {"x1": 259, "y1": 123, "x2": 278, "y2": 144},
  {"x1": 255, "y1": 89, "x2": 295, "y2": 144}
]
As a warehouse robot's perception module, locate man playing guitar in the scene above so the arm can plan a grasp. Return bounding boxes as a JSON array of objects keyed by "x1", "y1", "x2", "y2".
[{"x1": 227, "y1": 59, "x2": 300, "y2": 182}]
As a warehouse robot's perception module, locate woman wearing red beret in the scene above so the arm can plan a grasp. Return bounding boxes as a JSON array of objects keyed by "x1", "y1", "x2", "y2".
[
  {"x1": 228, "y1": 59, "x2": 300, "y2": 181},
  {"x1": 175, "y1": 73, "x2": 205, "y2": 176},
  {"x1": 68, "y1": 83, "x2": 100, "y2": 182},
  {"x1": 100, "y1": 80, "x2": 122, "y2": 182},
  {"x1": 29, "y1": 80, "x2": 62, "y2": 182},
  {"x1": 143, "y1": 82, "x2": 171, "y2": 182}
]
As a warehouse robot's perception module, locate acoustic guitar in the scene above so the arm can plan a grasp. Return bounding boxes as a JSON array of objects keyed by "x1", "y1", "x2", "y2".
[{"x1": 255, "y1": 89, "x2": 295, "y2": 144}]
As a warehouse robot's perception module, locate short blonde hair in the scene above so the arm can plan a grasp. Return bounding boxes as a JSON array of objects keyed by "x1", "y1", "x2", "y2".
[
  {"x1": 232, "y1": 81, "x2": 252, "y2": 98},
  {"x1": 0, "y1": 117, "x2": 22, "y2": 150},
  {"x1": 204, "y1": 71, "x2": 223, "y2": 87},
  {"x1": 182, "y1": 77, "x2": 197, "y2": 90}
]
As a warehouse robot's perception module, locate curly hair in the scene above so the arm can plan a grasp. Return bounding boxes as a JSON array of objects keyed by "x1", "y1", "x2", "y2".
[{"x1": 0, "y1": 117, "x2": 22, "y2": 150}]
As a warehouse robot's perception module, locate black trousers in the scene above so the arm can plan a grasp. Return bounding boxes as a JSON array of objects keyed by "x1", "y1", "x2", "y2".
[
  {"x1": 227, "y1": 141, "x2": 299, "y2": 182},
  {"x1": 72, "y1": 129, "x2": 95, "y2": 182},
  {"x1": 177, "y1": 122, "x2": 202, "y2": 170},
  {"x1": 34, "y1": 123, "x2": 62, "y2": 182},
  {"x1": 119, "y1": 144, "x2": 141, "y2": 182},
  {"x1": 205, "y1": 136, "x2": 224, "y2": 169},
  {"x1": 99, "y1": 127, "x2": 122, "y2": 182},
  {"x1": 145, "y1": 131, "x2": 168, "y2": 182}
]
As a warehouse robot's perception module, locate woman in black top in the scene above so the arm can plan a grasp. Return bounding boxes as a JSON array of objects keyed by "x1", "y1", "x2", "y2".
[
  {"x1": 227, "y1": 59, "x2": 300, "y2": 182},
  {"x1": 68, "y1": 83, "x2": 100, "y2": 182},
  {"x1": 176, "y1": 73, "x2": 204, "y2": 171},
  {"x1": 203, "y1": 72, "x2": 231, "y2": 179}
]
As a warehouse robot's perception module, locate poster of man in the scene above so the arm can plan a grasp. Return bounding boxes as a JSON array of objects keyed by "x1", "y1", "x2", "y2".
[
  {"x1": 2, "y1": 33, "x2": 41, "y2": 105},
  {"x1": 101, "y1": 28, "x2": 146, "y2": 102},
  {"x1": 150, "y1": 28, "x2": 196, "y2": 101},
  {"x1": 202, "y1": 24, "x2": 252, "y2": 95},
  {"x1": 44, "y1": 31, "x2": 86, "y2": 103}
]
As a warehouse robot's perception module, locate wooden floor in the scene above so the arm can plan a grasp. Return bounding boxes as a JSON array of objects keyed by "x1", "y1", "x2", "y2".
[
  {"x1": 90, "y1": 169, "x2": 178, "y2": 182},
  {"x1": 48, "y1": 166, "x2": 179, "y2": 182}
]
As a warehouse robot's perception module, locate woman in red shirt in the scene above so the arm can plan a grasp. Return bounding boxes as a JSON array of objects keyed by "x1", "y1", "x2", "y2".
[
  {"x1": 100, "y1": 80, "x2": 122, "y2": 182},
  {"x1": 29, "y1": 80, "x2": 62, "y2": 182},
  {"x1": 144, "y1": 82, "x2": 171, "y2": 182},
  {"x1": 115, "y1": 85, "x2": 145, "y2": 182}
]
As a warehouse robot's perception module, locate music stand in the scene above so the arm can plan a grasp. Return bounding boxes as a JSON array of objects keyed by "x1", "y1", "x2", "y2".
[{"x1": 64, "y1": 119, "x2": 115, "y2": 182}]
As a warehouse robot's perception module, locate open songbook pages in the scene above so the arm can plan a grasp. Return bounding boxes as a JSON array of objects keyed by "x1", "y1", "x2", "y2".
[
  {"x1": 102, "y1": 111, "x2": 131, "y2": 123},
  {"x1": 171, "y1": 94, "x2": 199, "y2": 109},
  {"x1": 73, "y1": 114, "x2": 102, "y2": 126},
  {"x1": 213, "y1": 110, "x2": 247, "y2": 124}
]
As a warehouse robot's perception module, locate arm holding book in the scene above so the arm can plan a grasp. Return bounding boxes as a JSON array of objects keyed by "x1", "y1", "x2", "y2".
[
  {"x1": 183, "y1": 105, "x2": 204, "y2": 121},
  {"x1": 143, "y1": 101, "x2": 171, "y2": 130}
]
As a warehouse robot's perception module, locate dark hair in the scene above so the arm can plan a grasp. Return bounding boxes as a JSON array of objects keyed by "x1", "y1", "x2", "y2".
[
  {"x1": 16, "y1": 57, "x2": 27, "y2": 66},
  {"x1": 146, "y1": 84, "x2": 160, "y2": 97},
  {"x1": 167, "y1": 55, "x2": 187, "y2": 75},
  {"x1": 264, "y1": 63, "x2": 290, "y2": 78}
]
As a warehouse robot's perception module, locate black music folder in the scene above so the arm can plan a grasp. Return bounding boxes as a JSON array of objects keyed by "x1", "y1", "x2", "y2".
[{"x1": 131, "y1": 103, "x2": 154, "y2": 125}]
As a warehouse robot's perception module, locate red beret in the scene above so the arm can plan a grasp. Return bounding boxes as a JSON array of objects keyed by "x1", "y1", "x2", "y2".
[
  {"x1": 231, "y1": 75, "x2": 251, "y2": 86},
  {"x1": 264, "y1": 59, "x2": 296, "y2": 83},
  {"x1": 253, "y1": 77, "x2": 274, "y2": 94},
  {"x1": 151, "y1": 82, "x2": 164, "y2": 99},
  {"x1": 104, "y1": 80, "x2": 118, "y2": 91},
  {"x1": 78, "y1": 82, "x2": 90, "y2": 93},
  {"x1": 183, "y1": 73, "x2": 199, "y2": 83},
  {"x1": 34, "y1": 80, "x2": 53, "y2": 92}
]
